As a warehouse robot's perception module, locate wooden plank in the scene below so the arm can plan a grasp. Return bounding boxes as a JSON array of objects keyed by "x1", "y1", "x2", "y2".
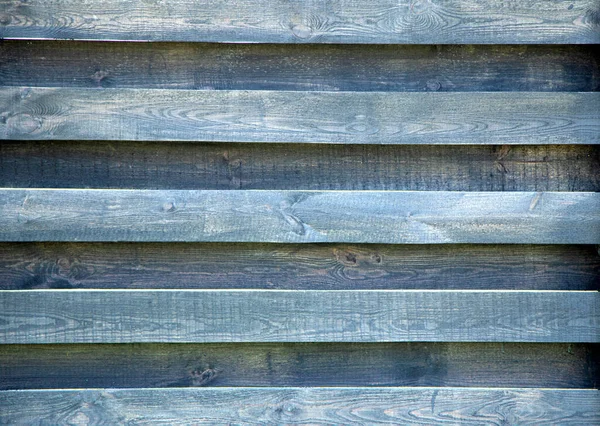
[
  {"x1": 1, "y1": 290, "x2": 598, "y2": 343},
  {"x1": 1, "y1": 243, "x2": 598, "y2": 291},
  {"x1": 0, "y1": 0, "x2": 598, "y2": 44},
  {"x1": 1, "y1": 343, "x2": 597, "y2": 389},
  {"x1": 1, "y1": 189, "x2": 599, "y2": 244},
  {"x1": 2, "y1": 142, "x2": 598, "y2": 192},
  {"x1": 1, "y1": 88, "x2": 598, "y2": 144},
  {"x1": 1, "y1": 388, "x2": 599, "y2": 425},
  {"x1": 2, "y1": 42, "x2": 599, "y2": 92}
]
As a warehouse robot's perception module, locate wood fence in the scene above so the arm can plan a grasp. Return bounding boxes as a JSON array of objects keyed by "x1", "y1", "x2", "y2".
[{"x1": 1, "y1": 0, "x2": 599, "y2": 423}]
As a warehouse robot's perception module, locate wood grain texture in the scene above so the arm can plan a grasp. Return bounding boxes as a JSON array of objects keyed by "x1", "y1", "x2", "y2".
[
  {"x1": 1, "y1": 343, "x2": 597, "y2": 389},
  {"x1": 1, "y1": 243, "x2": 598, "y2": 291},
  {"x1": 2, "y1": 42, "x2": 599, "y2": 92},
  {"x1": 0, "y1": 0, "x2": 598, "y2": 43},
  {"x1": 1, "y1": 88, "x2": 598, "y2": 144},
  {"x1": 1, "y1": 388, "x2": 599, "y2": 425},
  {"x1": 1, "y1": 290, "x2": 598, "y2": 343},
  {"x1": 1, "y1": 189, "x2": 599, "y2": 244},
  {"x1": 2, "y1": 142, "x2": 599, "y2": 192}
]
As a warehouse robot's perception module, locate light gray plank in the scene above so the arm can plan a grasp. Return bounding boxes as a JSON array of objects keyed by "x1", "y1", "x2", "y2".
[
  {"x1": 1, "y1": 388, "x2": 599, "y2": 425},
  {"x1": 1, "y1": 88, "x2": 598, "y2": 144},
  {"x1": 0, "y1": 290, "x2": 598, "y2": 343},
  {"x1": 0, "y1": 0, "x2": 598, "y2": 44},
  {"x1": 1, "y1": 189, "x2": 598, "y2": 244}
]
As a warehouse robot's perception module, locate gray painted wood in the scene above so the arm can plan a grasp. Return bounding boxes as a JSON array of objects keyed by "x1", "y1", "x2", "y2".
[
  {"x1": 1, "y1": 388, "x2": 599, "y2": 425},
  {"x1": 0, "y1": 0, "x2": 598, "y2": 43},
  {"x1": 1, "y1": 189, "x2": 599, "y2": 244},
  {"x1": 2, "y1": 42, "x2": 599, "y2": 92},
  {"x1": 2, "y1": 142, "x2": 598, "y2": 192},
  {"x1": 1, "y1": 343, "x2": 597, "y2": 389},
  {"x1": 1, "y1": 88, "x2": 598, "y2": 144},
  {"x1": 2, "y1": 243, "x2": 598, "y2": 290},
  {"x1": 1, "y1": 290, "x2": 598, "y2": 343}
]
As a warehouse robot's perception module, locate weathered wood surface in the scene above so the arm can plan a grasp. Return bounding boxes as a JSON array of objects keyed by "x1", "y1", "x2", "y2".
[
  {"x1": 2, "y1": 142, "x2": 598, "y2": 192},
  {"x1": 1, "y1": 290, "x2": 598, "y2": 343},
  {"x1": 2, "y1": 42, "x2": 599, "y2": 92},
  {"x1": 1, "y1": 189, "x2": 599, "y2": 244},
  {"x1": 1, "y1": 0, "x2": 598, "y2": 44},
  {"x1": 1, "y1": 388, "x2": 599, "y2": 425},
  {"x1": 1, "y1": 88, "x2": 598, "y2": 144},
  {"x1": 1, "y1": 243, "x2": 598, "y2": 291},
  {"x1": 1, "y1": 343, "x2": 596, "y2": 389}
]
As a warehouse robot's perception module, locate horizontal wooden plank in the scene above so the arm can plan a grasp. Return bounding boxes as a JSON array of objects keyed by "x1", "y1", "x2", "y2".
[
  {"x1": 1, "y1": 243, "x2": 598, "y2": 291},
  {"x1": 1, "y1": 88, "x2": 598, "y2": 144},
  {"x1": 2, "y1": 42, "x2": 599, "y2": 92},
  {"x1": 1, "y1": 190, "x2": 598, "y2": 244},
  {"x1": 1, "y1": 343, "x2": 597, "y2": 389},
  {"x1": 1, "y1": 290, "x2": 598, "y2": 343},
  {"x1": 1, "y1": 388, "x2": 599, "y2": 425},
  {"x1": 2, "y1": 142, "x2": 598, "y2": 192},
  {"x1": 0, "y1": 0, "x2": 598, "y2": 43}
]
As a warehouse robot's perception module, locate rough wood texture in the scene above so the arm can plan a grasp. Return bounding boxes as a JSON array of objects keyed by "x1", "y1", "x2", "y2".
[
  {"x1": 1, "y1": 343, "x2": 597, "y2": 389},
  {"x1": 1, "y1": 189, "x2": 599, "y2": 244},
  {"x1": 2, "y1": 142, "x2": 598, "y2": 192},
  {"x1": 1, "y1": 88, "x2": 598, "y2": 144},
  {"x1": 1, "y1": 290, "x2": 598, "y2": 343},
  {"x1": 1, "y1": 388, "x2": 599, "y2": 425},
  {"x1": 0, "y1": 0, "x2": 598, "y2": 43},
  {"x1": 1, "y1": 243, "x2": 598, "y2": 291},
  {"x1": 2, "y1": 42, "x2": 599, "y2": 92}
]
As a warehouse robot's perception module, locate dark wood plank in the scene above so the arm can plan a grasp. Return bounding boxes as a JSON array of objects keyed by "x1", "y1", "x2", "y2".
[
  {"x1": 2, "y1": 42, "x2": 599, "y2": 92},
  {"x1": 1, "y1": 189, "x2": 599, "y2": 244},
  {"x1": 2, "y1": 142, "x2": 599, "y2": 192},
  {"x1": 1, "y1": 343, "x2": 597, "y2": 389},
  {"x1": 1, "y1": 290, "x2": 598, "y2": 343},
  {"x1": 1, "y1": 243, "x2": 598, "y2": 291},
  {"x1": 1, "y1": 88, "x2": 598, "y2": 144},
  {"x1": 1, "y1": 388, "x2": 599, "y2": 425},
  {"x1": 0, "y1": 0, "x2": 598, "y2": 43}
]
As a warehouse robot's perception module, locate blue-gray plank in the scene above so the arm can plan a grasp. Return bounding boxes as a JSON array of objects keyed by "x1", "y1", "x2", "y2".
[
  {"x1": 0, "y1": 290, "x2": 598, "y2": 343},
  {"x1": 1, "y1": 88, "x2": 598, "y2": 144},
  {"x1": 1, "y1": 388, "x2": 599, "y2": 425},
  {"x1": 1, "y1": 189, "x2": 598, "y2": 244},
  {"x1": 0, "y1": 0, "x2": 598, "y2": 44}
]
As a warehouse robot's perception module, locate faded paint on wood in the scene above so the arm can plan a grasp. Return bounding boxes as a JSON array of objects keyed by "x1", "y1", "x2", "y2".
[
  {"x1": 1, "y1": 88, "x2": 598, "y2": 144},
  {"x1": 1, "y1": 189, "x2": 599, "y2": 244},
  {"x1": 1, "y1": 388, "x2": 599, "y2": 425},
  {"x1": 1, "y1": 290, "x2": 598, "y2": 343},
  {"x1": 1, "y1": 0, "x2": 598, "y2": 43}
]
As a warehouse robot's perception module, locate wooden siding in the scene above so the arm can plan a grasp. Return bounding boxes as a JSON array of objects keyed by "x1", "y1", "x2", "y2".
[{"x1": 0, "y1": 0, "x2": 599, "y2": 424}]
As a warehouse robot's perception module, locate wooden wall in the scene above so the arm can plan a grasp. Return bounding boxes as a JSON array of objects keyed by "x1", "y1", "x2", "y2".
[{"x1": 1, "y1": 0, "x2": 599, "y2": 423}]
